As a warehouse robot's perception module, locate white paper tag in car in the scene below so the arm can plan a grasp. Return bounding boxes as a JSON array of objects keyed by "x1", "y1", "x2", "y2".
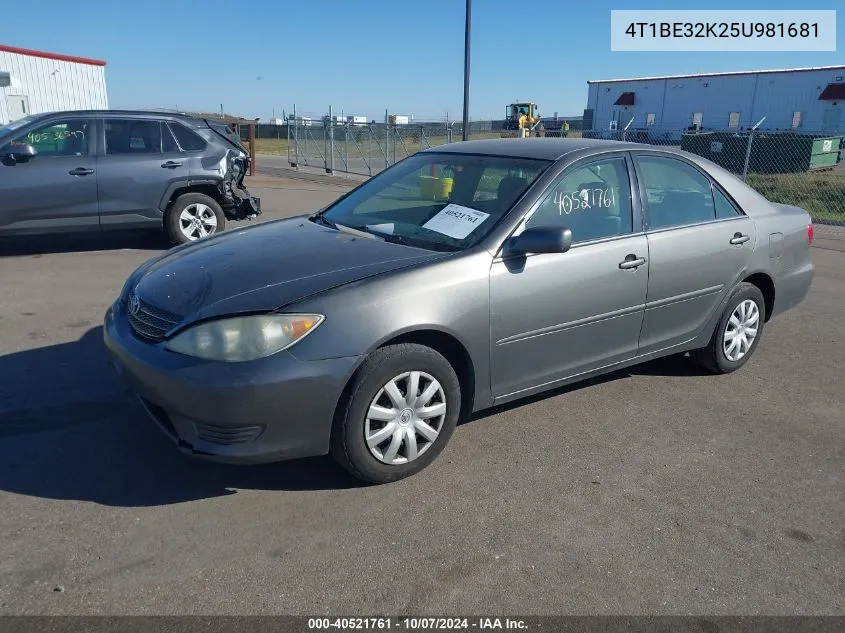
[{"x1": 422, "y1": 204, "x2": 490, "y2": 239}]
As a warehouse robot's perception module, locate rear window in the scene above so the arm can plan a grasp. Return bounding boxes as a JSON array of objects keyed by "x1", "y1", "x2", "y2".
[{"x1": 169, "y1": 122, "x2": 207, "y2": 151}]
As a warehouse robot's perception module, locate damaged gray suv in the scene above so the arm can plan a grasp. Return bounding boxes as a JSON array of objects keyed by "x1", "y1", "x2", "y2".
[{"x1": 0, "y1": 110, "x2": 260, "y2": 244}]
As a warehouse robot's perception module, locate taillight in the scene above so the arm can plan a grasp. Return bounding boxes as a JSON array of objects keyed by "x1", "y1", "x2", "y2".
[{"x1": 807, "y1": 224, "x2": 814, "y2": 246}]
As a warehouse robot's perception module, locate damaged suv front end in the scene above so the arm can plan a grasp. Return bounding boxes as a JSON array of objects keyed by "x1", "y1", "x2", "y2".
[{"x1": 205, "y1": 120, "x2": 262, "y2": 222}]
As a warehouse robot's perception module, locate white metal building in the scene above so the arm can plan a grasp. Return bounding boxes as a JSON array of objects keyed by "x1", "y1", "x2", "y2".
[
  {"x1": 584, "y1": 65, "x2": 845, "y2": 135},
  {"x1": 0, "y1": 44, "x2": 108, "y2": 125}
]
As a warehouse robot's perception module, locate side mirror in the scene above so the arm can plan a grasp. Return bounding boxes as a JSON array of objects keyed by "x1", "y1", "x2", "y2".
[
  {"x1": 2, "y1": 144, "x2": 37, "y2": 165},
  {"x1": 506, "y1": 225, "x2": 573, "y2": 255}
]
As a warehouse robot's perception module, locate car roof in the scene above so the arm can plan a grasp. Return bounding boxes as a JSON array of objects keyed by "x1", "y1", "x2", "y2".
[
  {"x1": 422, "y1": 138, "x2": 644, "y2": 161},
  {"x1": 28, "y1": 109, "x2": 205, "y2": 122}
]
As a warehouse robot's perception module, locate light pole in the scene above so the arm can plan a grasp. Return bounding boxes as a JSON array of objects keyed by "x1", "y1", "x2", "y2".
[{"x1": 462, "y1": 0, "x2": 471, "y2": 141}]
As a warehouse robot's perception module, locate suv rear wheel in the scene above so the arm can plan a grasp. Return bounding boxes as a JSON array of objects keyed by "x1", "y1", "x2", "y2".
[{"x1": 166, "y1": 193, "x2": 226, "y2": 245}]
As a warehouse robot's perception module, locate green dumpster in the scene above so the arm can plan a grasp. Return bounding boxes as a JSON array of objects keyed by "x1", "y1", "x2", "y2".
[{"x1": 681, "y1": 132, "x2": 842, "y2": 174}]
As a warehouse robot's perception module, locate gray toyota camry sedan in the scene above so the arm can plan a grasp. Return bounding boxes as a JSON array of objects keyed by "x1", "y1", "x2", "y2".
[{"x1": 104, "y1": 138, "x2": 814, "y2": 483}]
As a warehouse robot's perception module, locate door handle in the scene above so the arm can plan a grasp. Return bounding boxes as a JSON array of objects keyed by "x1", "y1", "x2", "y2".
[
  {"x1": 619, "y1": 254, "x2": 646, "y2": 270},
  {"x1": 730, "y1": 233, "x2": 750, "y2": 245},
  {"x1": 161, "y1": 161, "x2": 182, "y2": 168},
  {"x1": 68, "y1": 167, "x2": 94, "y2": 176}
]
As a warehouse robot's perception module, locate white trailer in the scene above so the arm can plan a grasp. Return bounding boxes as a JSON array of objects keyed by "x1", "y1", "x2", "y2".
[{"x1": 0, "y1": 44, "x2": 108, "y2": 124}]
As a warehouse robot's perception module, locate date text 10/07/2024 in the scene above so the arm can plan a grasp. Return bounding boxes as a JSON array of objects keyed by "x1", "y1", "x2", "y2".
[
  {"x1": 624, "y1": 22, "x2": 819, "y2": 39},
  {"x1": 307, "y1": 617, "x2": 529, "y2": 630}
]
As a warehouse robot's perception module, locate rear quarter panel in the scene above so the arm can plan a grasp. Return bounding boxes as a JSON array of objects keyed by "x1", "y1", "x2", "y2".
[{"x1": 752, "y1": 205, "x2": 814, "y2": 319}]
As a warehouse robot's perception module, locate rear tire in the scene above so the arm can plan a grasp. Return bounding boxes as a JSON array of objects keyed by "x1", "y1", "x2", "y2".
[
  {"x1": 165, "y1": 193, "x2": 225, "y2": 245},
  {"x1": 330, "y1": 344, "x2": 461, "y2": 484},
  {"x1": 690, "y1": 282, "x2": 766, "y2": 374}
]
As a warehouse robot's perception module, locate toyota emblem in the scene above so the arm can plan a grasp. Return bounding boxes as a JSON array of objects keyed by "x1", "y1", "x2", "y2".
[{"x1": 128, "y1": 293, "x2": 140, "y2": 316}]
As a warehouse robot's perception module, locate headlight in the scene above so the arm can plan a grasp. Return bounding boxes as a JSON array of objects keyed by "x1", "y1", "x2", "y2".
[{"x1": 164, "y1": 313, "x2": 324, "y2": 362}]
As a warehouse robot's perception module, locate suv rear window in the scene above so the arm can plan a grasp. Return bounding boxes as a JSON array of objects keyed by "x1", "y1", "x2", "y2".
[{"x1": 169, "y1": 122, "x2": 206, "y2": 151}]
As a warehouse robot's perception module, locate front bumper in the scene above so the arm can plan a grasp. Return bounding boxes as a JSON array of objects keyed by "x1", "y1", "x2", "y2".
[
  {"x1": 103, "y1": 301, "x2": 360, "y2": 464},
  {"x1": 232, "y1": 195, "x2": 261, "y2": 220}
]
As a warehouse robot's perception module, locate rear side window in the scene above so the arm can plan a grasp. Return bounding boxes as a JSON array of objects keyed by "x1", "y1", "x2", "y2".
[
  {"x1": 713, "y1": 187, "x2": 742, "y2": 219},
  {"x1": 105, "y1": 119, "x2": 166, "y2": 154},
  {"x1": 636, "y1": 156, "x2": 715, "y2": 230},
  {"x1": 169, "y1": 122, "x2": 207, "y2": 151}
]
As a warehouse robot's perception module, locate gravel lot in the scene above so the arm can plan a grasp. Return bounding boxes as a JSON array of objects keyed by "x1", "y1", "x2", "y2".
[{"x1": 0, "y1": 173, "x2": 842, "y2": 615}]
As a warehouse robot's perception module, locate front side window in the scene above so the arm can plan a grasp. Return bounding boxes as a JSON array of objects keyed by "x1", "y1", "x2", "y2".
[
  {"x1": 10, "y1": 119, "x2": 89, "y2": 156},
  {"x1": 524, "y1": 156, "x2": 633, "y2": 244},
  {"x1": 0, "y1": 115, "x2": 39, "y2": 143},
  {"x1": 104, "y1": 119, "x2": 166, "y2": 154},
  {"x1": 636, "y1": 155, "x2": 716, "y2": 229},
  {"x1": 317, "y1": 152, "x2": 551, "y2": 251}
]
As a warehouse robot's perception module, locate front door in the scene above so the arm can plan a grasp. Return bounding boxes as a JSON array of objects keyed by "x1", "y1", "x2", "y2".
[
  {"x1": 6, "y1": 95, "x2": 29, "y2": 121},
  {"x1": 96, "y1": 117, "x2": 188, "y2": 229},
  {"x1": 0, "y1": 117, "x2": 98, "y2": 235},
  {"x1": 632, "y1": 152, "x2": 758, "y2": 355},
  {"x1": 822, "y1": 105, "x2": 842, "y2": 133},
  {"x1": 490, "y1": 154, "x2": 649, "y2": 399}
]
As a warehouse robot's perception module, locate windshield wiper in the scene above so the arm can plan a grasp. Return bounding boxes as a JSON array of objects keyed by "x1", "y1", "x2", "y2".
[
  {"x1": 310, "y1": 214, "x2": 337, "y2": 229},
  {"x1": 334, "y1": 223, "x2": 385, "y2": 240}
]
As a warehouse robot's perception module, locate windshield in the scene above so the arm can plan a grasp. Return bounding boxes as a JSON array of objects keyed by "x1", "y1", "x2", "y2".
[
  {"x1": 0, "y1": 115, "x2": 39, "y2": 142},
  {"x1": 316, "y1": 152, "x2": 551, "y2": 251}
]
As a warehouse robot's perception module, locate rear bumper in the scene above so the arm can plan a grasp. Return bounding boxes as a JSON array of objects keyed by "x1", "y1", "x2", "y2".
[
  {"x1": 103, "y1": 300, "x2": 360, "y2": 464},
  {"x1": 771, "y1": 259, "x2": 814, "y2": 319}
]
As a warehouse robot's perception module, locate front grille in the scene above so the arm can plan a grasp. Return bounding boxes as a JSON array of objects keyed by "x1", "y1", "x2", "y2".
[
  {"x1": 194, "y1": 422, "x2": 265, "y2": 445},
  {"x1": 127, "y1": 295, "x2": 182, "y2": 342}
]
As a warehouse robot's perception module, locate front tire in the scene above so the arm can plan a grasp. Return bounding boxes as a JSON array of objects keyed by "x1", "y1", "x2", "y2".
[
  {"x1": 165, "y1": 193, "x2": 225, "y2": 245},
  {"x1": 690, "y1": 282, "x2": 766, "y2": 374},
  {"x1": 330, "y1": 344, "x2": 461, "y2": 484}
]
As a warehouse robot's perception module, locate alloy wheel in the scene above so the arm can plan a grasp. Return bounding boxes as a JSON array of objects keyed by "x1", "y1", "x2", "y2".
[{"x1": 179, "y1": 203, "x2": 218, "y2": 240}]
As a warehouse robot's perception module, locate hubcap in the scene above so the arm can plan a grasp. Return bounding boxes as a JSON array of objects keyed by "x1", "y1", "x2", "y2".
[
  {"x1": 179, "y1": 203, "x2": 218, "y2": 240},
  {"x1": 723, "y1": 299, "x2": 760, "y2": 362},
  {"x1": 364, "y1": 371, "x2": 447, "y2": 465}
]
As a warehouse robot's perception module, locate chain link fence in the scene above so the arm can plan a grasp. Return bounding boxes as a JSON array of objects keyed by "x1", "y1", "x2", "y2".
[
  {"x1": 254, "y1": 107, "x2": 581, "y2": 178},
  {"x1": 584, "y1": 119, "x2": 845, "y2": 229},
  {"x1": 253, "y1": 108, "x2": 844, "y2": 229}
]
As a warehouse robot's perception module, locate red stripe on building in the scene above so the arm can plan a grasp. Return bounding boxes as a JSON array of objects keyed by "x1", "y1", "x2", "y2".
[{"x1": 0, "y1": 44, "x2": 107, "y2": 67}]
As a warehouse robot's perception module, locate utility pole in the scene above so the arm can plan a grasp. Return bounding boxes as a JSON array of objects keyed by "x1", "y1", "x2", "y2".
[{"x1": 462, "y1": 0, "x2": 471, "y2": 141}]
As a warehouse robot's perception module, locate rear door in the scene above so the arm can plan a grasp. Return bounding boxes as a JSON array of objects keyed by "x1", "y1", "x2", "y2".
[
  {"x1": 95, "y1": 117, "x2": 187, "y2": 230},
  {"x1": 0, "y1": 116, "x2": 98, "y2": 235},
  {"x1": 632, "y1": 152, "x2": 757, "y2": 355}
]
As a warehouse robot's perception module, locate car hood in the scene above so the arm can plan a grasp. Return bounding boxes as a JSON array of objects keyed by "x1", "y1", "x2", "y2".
[{"x1": 132, "y1": 218, "x2": 446, "y2": 323}]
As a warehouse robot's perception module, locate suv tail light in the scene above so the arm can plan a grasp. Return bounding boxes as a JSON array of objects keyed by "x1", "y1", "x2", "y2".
[{"x1": 807, "y1": 223, "x2": 814, "y2": 246}]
